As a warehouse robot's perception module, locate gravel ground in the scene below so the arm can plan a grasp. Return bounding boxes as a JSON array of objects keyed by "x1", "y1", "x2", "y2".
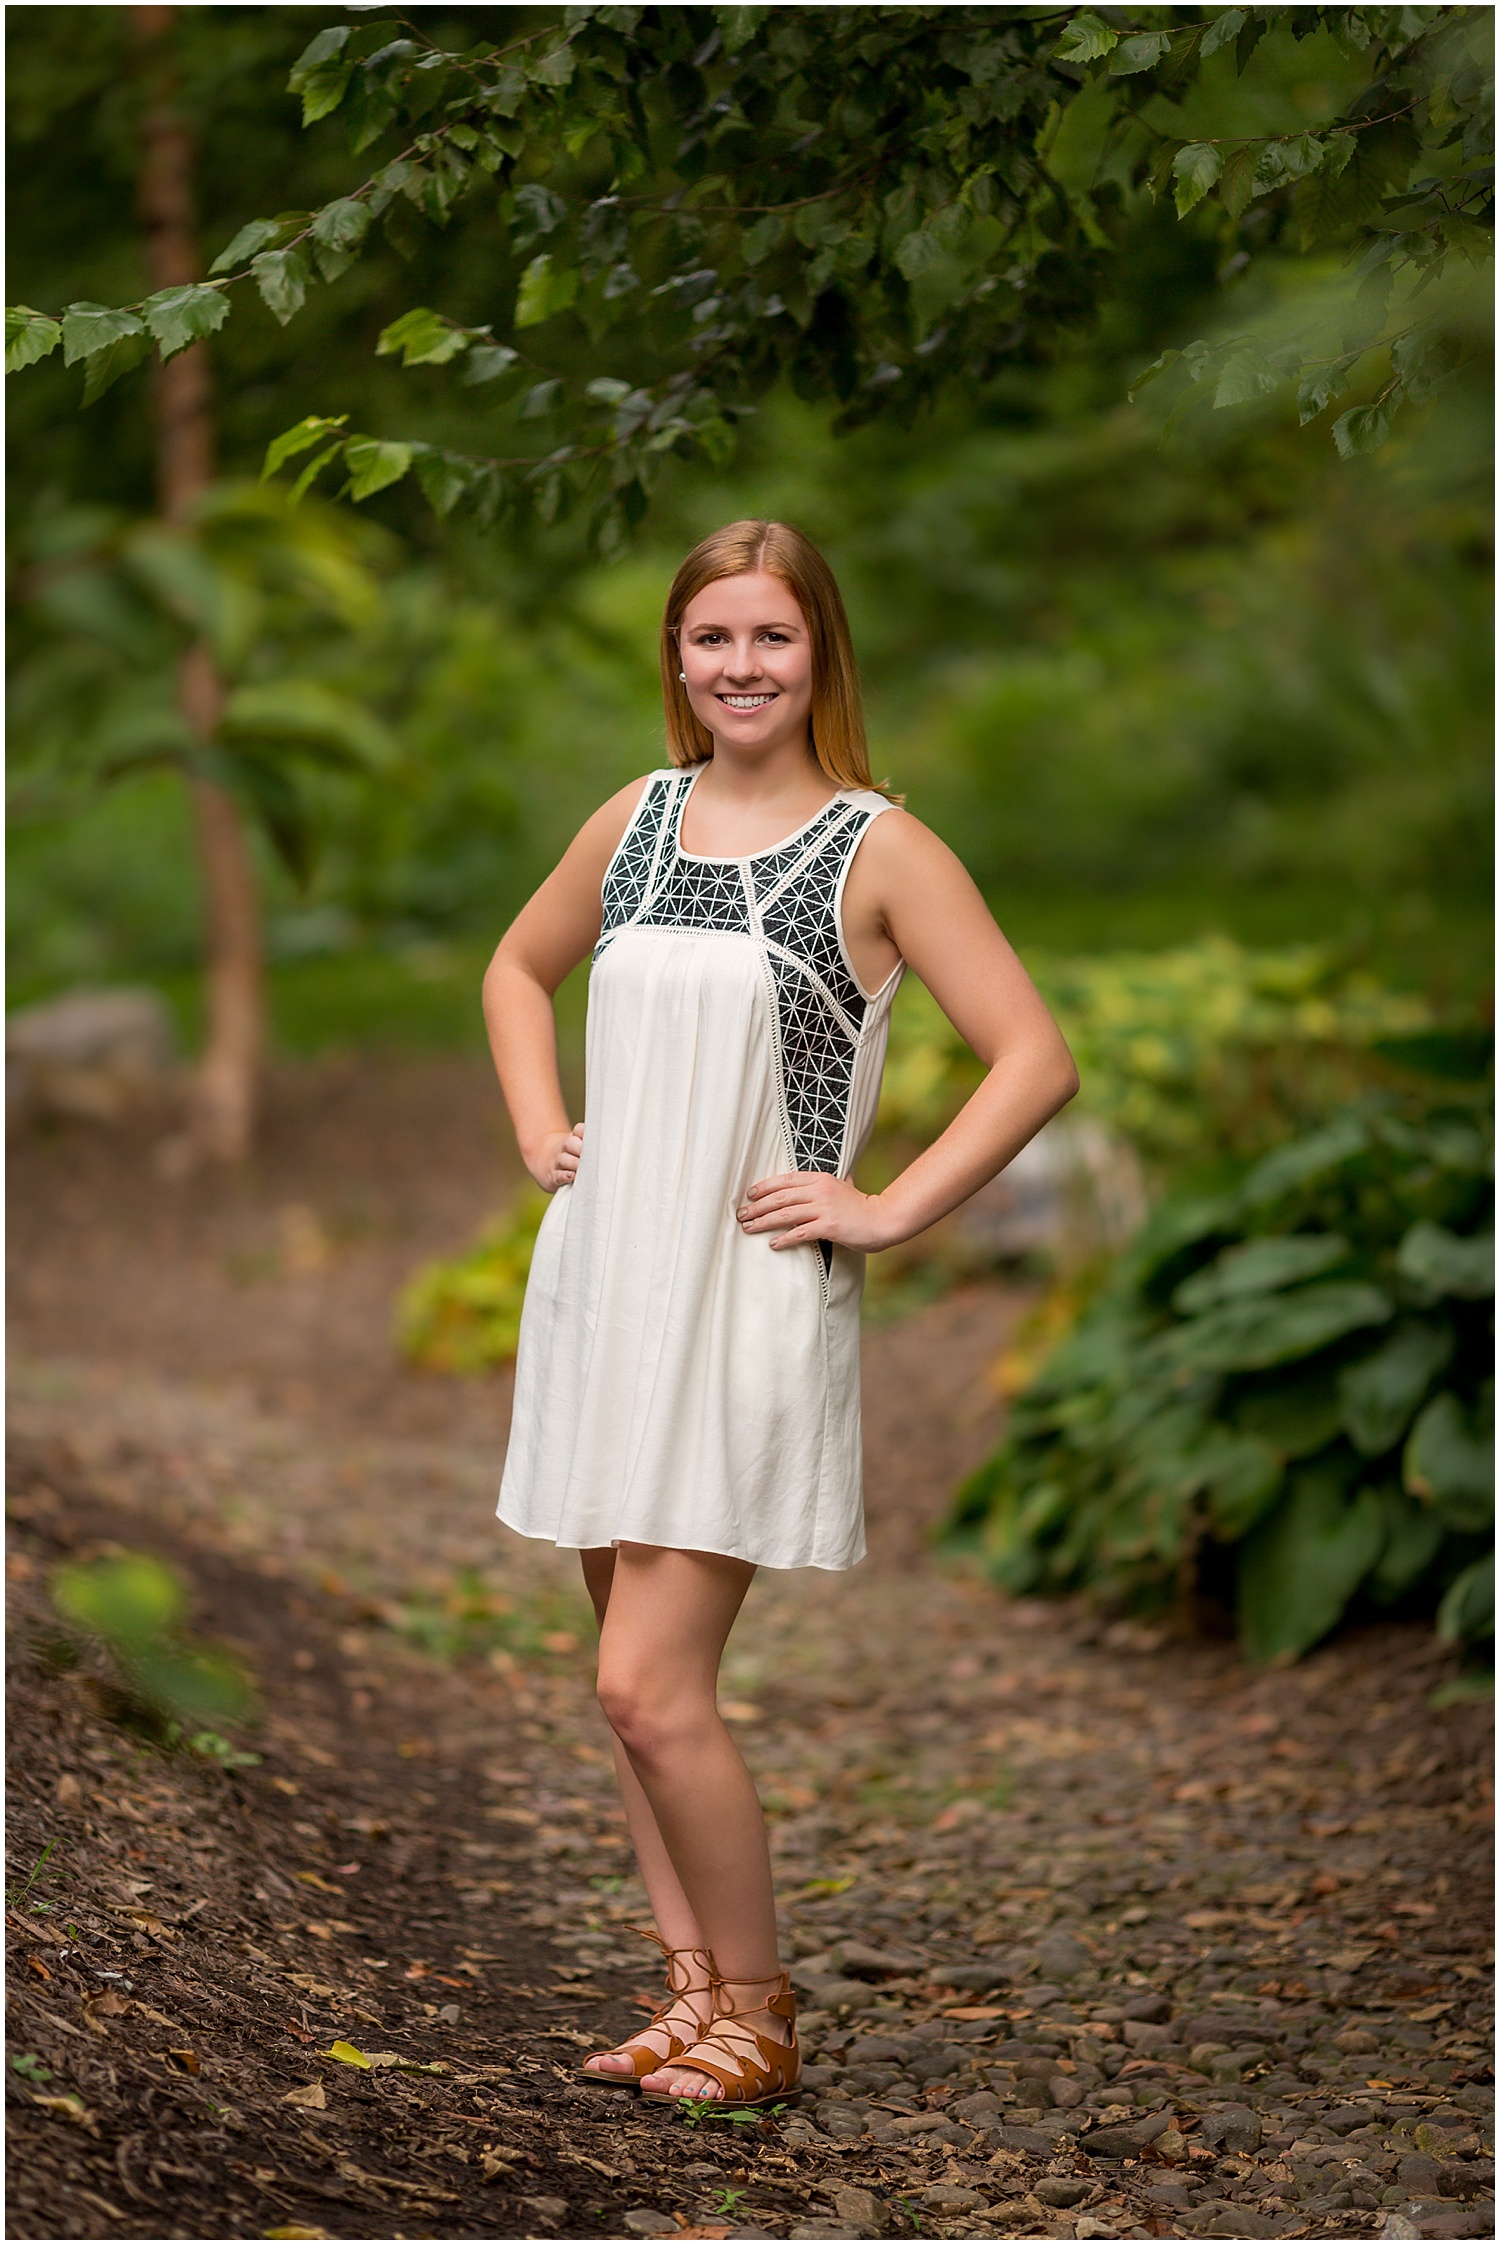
[{"x1": 6, "y1": 1069, "x2": 1494, "y2": 2241}]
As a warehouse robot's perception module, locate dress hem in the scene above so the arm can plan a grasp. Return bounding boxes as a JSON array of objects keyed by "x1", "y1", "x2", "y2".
[{"x1": 495, "y1": 1508, "x2": 865, "y2": 1574}]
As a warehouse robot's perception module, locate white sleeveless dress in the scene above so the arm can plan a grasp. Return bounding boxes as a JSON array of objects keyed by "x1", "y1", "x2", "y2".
[{"x1": 497, "y1": 769, "x2": 902, "y2": 1571}]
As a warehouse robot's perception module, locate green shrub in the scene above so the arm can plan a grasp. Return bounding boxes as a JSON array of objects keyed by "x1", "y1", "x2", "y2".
[
  {"x1": 880, "y1": 939, "x2": 1433, "y2": 1175},
  {"x1": 948, "y1": 1100, "x2": 1493, "y2": 1666},
  {"x1": 396, "y1": 1191, "x2": 550, "y2": 1374}
]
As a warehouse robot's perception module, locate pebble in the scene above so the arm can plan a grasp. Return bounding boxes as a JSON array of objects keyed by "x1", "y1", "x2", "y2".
[
  {"x1": 828, "y1": 2186, "x2": 885, "y2": 2234},
  {"x1": 1036, "y1": 1931, "x2": 1093, "y2": 1981},
  {"x1": 921, "y1": 2184, "x2": 984, "y2": 2213},
  {"x1": 1197, "y1": 2103, "x2": 1263, "y2": 2155},
  {"x1": 622, "y1": 2214, "x2": 677, "y2": 2237}
]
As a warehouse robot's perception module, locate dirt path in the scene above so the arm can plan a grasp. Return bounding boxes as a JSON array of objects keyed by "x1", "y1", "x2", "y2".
[{"x1": 6, "y1": 1067, "x2": 1494, "y2": 2242}]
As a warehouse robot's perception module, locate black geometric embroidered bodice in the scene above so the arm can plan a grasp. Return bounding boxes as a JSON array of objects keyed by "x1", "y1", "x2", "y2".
[{"x1": 595, "y1": 769, "x2": 900, "y2": 1177}]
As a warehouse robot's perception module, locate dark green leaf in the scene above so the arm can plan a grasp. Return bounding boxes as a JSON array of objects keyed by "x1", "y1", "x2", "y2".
[
  {"x1": 1239, "y1": 1114, "x2": 1370, "y2": 1205},
  {"x1": 220, "y1": 679, "x2": 393, "y2": 767},
  {"x1": 413, "y1": 449, "x2": 475, "y2": 517},
  {"x1": 288, "y1": 24, "x2": 350, "y2": 89},
  {"x1": 252, "y1": 249, "x2": 311, "y2": 326},
  {"x1": 310, "y1": 195, "x2": 372, "y2": 280},
  {"x1": 1218, "y1": 142, "x2": 1261, "y2": 219},
  {"x1": 1164, "y1": 1281, "x2": 1392, "y2": 1376},
  {"x1": 60, "y1": 301, "x2": 145, "y2": 368},
  {"x1": 1213, "y1": 344, "x2": 1281, "y2": 409},
  {"x1": 716, "y1": 5, "x2": 771, "y2": 52},
  {"x1": 1173, "y1": 1233, "x2": 1351, "y2": 1314},
  {"x1": 1405, "y1": 1390, "x2": 1494, "y2": 1532},
  {"x1": 1197, "y1": 1431, "x2": 1283, "y2": 1538},
  {"x1": 142, "y1": 284, "x2": 230, "y2": 360},
  {"x1": 515, "y1": 253, "x2": 579, "y2": 328},
  {"x1": 1436, "y1": 1553, "x2": 1494, "y2": 1645},
  {"x1": 1109, "y1": 32, "x2": 1171, "y2": 77},
  {"x1": 1198, "y1": 9, "x2": 1245, "y2": 59},
  {"x1": 1237, "y1": 1467, "x2": 1386, "y2": 1664},
  {"x1": 1055, "y1": 12, "x2": 1118, "y2": 65},
  {"x1": 1235, "y1": 1359, "x2": 1345, "y2": 1460},
  {"x1": 1296, "y1": 352, "x2": 1357, "y2": 425},
  {"x1": 1332, "y1": 399, "x2": 1394, "y2": 458},
  {"x1": 512, "y1": 182, "x2": 567, "y2": 247},
  {"x1": 262, "y1": 414, "x2": 349, "y2": 479},
  {"x1": 1365, "y1": 1484, "x2": 1444, "y2": 1604},
  {"x1": 376, "y1": 307, "x2": 471, "y2": 367},
  {"x1": 81, "y1": 329, "x2": 150, "y2": 404},
  {"x1": 299, "y1": 61, "x2": 354, "y2": 128},
  {"x1": 462, "y1": 344, "x2": 519, "y2": 385},
  {"x1": 1339, "y1": 1319, "x2": 1455, "y2": 1455},
  {"x1": 208, "y1": 218, "x2": 286, "y2": 275},
  {"x1": 1396, "y1": 1221, "x2": 1494, "y2": 1301},
  {"x1": 1173, "y1": 142, "x2": 1222, "y2": 217},
  {"x1": 6, "y1": 305, "x2": 62, "y2": 373},
  {"x1": 342, "y1": 437, "x2": 413, "y2": 501}
]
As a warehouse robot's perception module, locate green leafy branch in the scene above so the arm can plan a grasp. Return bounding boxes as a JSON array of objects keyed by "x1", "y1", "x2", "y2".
[{"x1": 6, "y1": 5, "x2": 1493, "y2": 539}]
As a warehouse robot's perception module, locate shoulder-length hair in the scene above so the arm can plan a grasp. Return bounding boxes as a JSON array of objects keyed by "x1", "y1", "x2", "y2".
[{"x1": 660, "y1": 520, "x2": 888, "y2": 793}]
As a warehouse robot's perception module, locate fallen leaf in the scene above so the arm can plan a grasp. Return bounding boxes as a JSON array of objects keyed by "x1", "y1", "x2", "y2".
[
  {"x1": 265, "y1": 2225, "x2": 329, "y2": 2238},
  {"x1": 296, "y1": 1871, "x2": 344, "y2": 1894},
  {"x1": 942, "y1": 2006, "x2": 1004, "y2": 2021},
  {"x1": 324, "y1": 2040, "x2": 372, "y2": 2069},
  {"x1": 1409, "y1": 2001, "x2": 1457, "y2": 2023},
  {"x1": 30, "y1": 2092, "x2": 91, "y2": 2124},
  {"x1": 167, "y1": 2049, "x2": 200, "y2": 2074},
  {"x1": 282, "y1": 2082, "x2": 327, "y2": 2110},
  {"x1": 285, "y1": 1975, "x2": 339, "y2": 1999},
  {"x1": 269, "y1": 1777, "x2": 302, "y2": 1796},
  {"x1": 27, "y1": 1956, "x2": 52, "y2": 1981},
  {"x1": 485, "y1": 1807, "x2": 541, "y2": 1826}
]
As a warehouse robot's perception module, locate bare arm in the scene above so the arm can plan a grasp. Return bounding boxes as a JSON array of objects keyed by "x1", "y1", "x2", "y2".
[
  {"x1": 739, "y1": 810, "x2": 1079, "y2": 1252},
  {"x1": 483, "y1": 779, "x2": 647, "y2": 1190}
]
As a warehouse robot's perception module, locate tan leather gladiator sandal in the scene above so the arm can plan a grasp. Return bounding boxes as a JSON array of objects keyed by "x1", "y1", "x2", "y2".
[
  {"x1": 640, "y1": 1967, "x2": 801, "y2": 2109},
  {"x1": 575, "y1": 1927, "x2": 716, "y2": 2091}
]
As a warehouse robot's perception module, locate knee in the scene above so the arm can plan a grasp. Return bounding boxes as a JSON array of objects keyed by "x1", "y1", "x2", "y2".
[{"x1": 596, "y1": 1668, "x2": 700, "y2": 1763}]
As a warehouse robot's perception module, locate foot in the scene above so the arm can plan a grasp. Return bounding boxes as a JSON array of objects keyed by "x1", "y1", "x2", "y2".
[
  {"x1": 582, "y1": 1982, "x2": 714, "y2": 2081},
  {"x1": 640, "y1": 1975, "x2": 797, "y2": 2102}
]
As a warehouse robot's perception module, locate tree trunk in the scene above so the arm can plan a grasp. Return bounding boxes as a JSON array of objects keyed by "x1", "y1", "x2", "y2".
[{"x1": 133, "y1": 2, "x2": 264, "y2": 1163}]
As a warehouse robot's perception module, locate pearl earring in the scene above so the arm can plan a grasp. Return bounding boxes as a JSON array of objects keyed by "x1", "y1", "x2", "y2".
[{"x1": 679, "y1": 670, "x2": 686, "y2": 681}]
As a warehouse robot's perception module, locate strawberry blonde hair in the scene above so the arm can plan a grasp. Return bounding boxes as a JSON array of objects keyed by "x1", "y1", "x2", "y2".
[{"x1": 660, "y1": 520, "x2": 888, "y2": 793}]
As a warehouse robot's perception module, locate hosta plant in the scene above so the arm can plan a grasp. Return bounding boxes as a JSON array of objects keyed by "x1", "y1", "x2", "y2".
[{"x1": 949, "y1": 1099, "x2": 1493, "y2": 1666}]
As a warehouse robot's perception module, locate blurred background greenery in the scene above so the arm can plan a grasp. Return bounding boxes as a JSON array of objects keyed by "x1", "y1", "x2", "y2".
[{"x1": 8, "y1": 7, "x2": 1493, "y2": 1050}]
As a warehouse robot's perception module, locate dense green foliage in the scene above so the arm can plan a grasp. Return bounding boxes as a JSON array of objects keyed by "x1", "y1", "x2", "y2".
[
  {"x1": 880, "y1": 937, "x2": 1434, "y2": 1170},
  {"x1": 9, "y1": 6, "x2": 1491, "y2": 540},
  {"x1": 950, "y1": 1091, "x2": 1494, "y2": 1666}
]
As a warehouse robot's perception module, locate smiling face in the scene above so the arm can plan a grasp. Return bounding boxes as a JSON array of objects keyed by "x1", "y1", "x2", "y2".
[{"x1": 678, "y1": 570, "x2": 815, "y2": 759}]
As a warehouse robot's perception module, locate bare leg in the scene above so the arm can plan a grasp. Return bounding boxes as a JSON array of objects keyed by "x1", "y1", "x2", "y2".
[
  {"x1": 580, "y1": 1548, "x2": 706, "y2": 1950},
  {"x1": 592, "y1": 1542, "x2": 787, "y2": 2098},
  {"x1": 576, "y1": 1546, "x2": 714, "y2": 2077}
]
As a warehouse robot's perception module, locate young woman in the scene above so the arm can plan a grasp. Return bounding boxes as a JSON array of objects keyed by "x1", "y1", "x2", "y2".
[{"x1": 484, "y1": 519, "x2": 1077, "y2": 2108}]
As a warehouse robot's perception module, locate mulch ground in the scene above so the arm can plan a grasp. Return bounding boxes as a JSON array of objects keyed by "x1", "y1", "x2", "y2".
[{"x1": 6, "y1": 1061, "x2": 1495, "y2": 2243}]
